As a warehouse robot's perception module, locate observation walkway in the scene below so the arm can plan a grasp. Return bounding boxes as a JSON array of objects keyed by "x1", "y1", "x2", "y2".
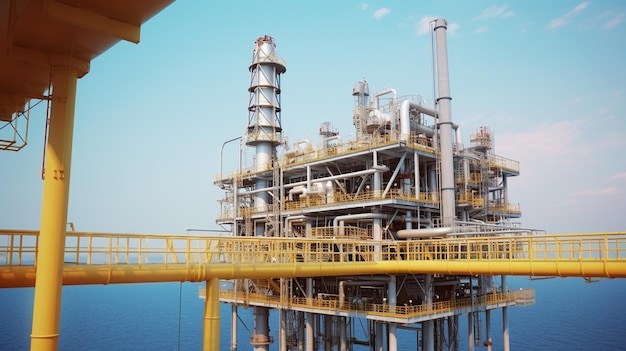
[
  {"x1": 213, "y1": 288, "x2": 535, "y2": 324},
  {"x1": 2, "y1": 230, "x2": 625, "y2": 288}
]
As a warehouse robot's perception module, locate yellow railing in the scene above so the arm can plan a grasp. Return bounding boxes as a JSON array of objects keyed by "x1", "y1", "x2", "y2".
[
  {"x1": 215, "y1": 288, "x2": 535, "y2": 319},
  {"x1": 214, "y1": 135, "x2": 437, "y2": 183},
  {"x1": 1, "y1": 230, "x2": 625, "y2": 288},
  {"x1": 1, "y1": 230, "x2": 625, "y2": 267},
  {"x1": 489, "y1": 154, "x2": 520, "y2": 173},
  {"x1": 218, "y1": 192, "x2": 519, "y2": 219},
  {"x1": 281, "y1": 191, "x2": 440, "y2": 213},
  {"x1": 489, "y1": 202, "x2": 521, "y2": 214}
]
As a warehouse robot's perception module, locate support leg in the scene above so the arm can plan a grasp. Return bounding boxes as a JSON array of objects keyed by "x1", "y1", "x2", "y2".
[
  {"x1": 231, "y1": 305, "x2": 238, "y2": 351},
  {"x1": 30, "y1": 65, "x2": 78, "y2": 351},
  {"x1": 485, "y1": 310, "x2": 492, "y2": 351},
  {"x1": 502, "y1": 276, "x2": 509, "y2": 351},
  {"x1": 204, "y1": 278, "x2": 221, "y2": 351}
]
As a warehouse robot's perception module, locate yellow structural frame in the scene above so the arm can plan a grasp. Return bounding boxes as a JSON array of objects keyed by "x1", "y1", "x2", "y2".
[{"x1": 1, "y1": 230, "x2": 625, "y2": 350}]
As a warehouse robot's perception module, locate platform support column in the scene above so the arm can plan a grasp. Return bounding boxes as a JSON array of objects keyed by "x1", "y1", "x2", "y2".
[
  {"x1": 231, "y1": 305, "x2": 238, "y2": 351},
  {"x1": 306, "y1": 278, "x2": 314, "y2": 351},
  {"x1": 388, "y1": 275, "x2": 397, "y2": 351},
  {"x1": 502, "y1": 275, "x2": 509, "y2": 351},
  {"x1": 423, "y1": 274, "x2": 434, "y2": 351},
  {"x1": 485, "y1": 309, "x2": 492, "y2": 351},
  {"x1": 279, "y1": 309, "x2": 287, "y2": 351},
  {"x1": 468, "y1": 313, "x2": 474, "y2": 351},
  {"x1": 30, "y1": 65, "x2": 78, "y2": 351},
  {"x1": 203, "y1": 278, "x2": 220, "y2": 351},
  {"x1": 375, "y1": 322, "x2": 383, "y2": 351}
]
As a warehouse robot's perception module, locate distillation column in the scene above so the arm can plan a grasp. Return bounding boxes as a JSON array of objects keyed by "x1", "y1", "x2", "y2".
[{"x1": 245, "y1": 35, "x2": 286, "y2": 351}]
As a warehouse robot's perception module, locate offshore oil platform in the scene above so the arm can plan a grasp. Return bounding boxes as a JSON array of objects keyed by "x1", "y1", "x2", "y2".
[
  {"x1": 213, "y1": 19, "x2": 538, "y2": 351},
  {"x1": 2, "y1": 3, "x2": 625, "y2": 351}
]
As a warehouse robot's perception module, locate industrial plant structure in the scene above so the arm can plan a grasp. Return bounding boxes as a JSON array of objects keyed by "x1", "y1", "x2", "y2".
[
  {"x1": 213, "y1": 19, "x2": 538, "y2": 351},
  {"x1": 2, "y1": 4, "x2": 625, "y2": 351}
]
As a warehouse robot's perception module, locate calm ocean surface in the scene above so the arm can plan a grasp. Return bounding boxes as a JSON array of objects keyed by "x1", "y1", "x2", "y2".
[{"x1": 1, "y1": 277, "x2": 624, "y2": 350}]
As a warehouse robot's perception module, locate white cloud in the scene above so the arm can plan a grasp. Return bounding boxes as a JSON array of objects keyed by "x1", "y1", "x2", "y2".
[
  {"x1": 613, "y1": 172, "x2": 626, "y2": 180},
  {"x1": 473, "y1": 5, "x2": 514, "y2": 22},
  {"x1": 360, "y1": 3, "x2": 369, "y2": 11},
  {"x1": 373, "y1": 8, "x2": 391, "y2": 19},
  {"x1": 474, "y1": 26, "x2": 488, "y2": 34},
  {"x1": 549, "y1": 2, "x2": 591, "y2": 29},
  {"x1": 447, "y1": 22, "x2": 460, "y2": 35},
  {"x1": 602, "y1": 13, "x2": 625, "y2": 30},
  {"x1": 416, "y1": 16, "x2": 437, "y2": 35}
]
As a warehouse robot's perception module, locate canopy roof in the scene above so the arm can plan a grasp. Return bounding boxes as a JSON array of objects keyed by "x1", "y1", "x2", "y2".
[{"x1": 0, "y1": 0, "x2": 174, "y2": 121}]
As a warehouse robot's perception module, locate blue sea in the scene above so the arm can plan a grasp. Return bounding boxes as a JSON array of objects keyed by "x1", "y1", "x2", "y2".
[{"x1": 0, "y1": 277, "x2": 624, "y2": 350}]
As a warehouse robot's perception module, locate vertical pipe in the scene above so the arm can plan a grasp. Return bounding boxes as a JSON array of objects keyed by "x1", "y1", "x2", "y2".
[
  {"x1": 373, "y1": 151, "x2": 381, "y2": 196},
  {"x1": 253, "y1": 307, "x2": 270, "y2": 351},
  {"x1": 485, "y1": 309, "x2": 492, "y2": 351},
  {"x1": 203, "y1": 278, "x2": 220, "y2": 351},
  {"x1": 30, "y1": 65, "x2": 78, "y2": 351},
  {"x1": 433, "y1": 17, "x2": 456, "y2": 227},
  {"x1": 298, "y1": 312, "x2": 305, "y2": 351},
  {"x1": 388, "y1": 275, "x2": 397, "y2": 351},
  {"x1": 375, "y1": 322, "x2": 383, "y2": 351},
  {"x1": 233, "y1": 179, "x2": 239, "y2": 236},
  {"x1": 280, "y1": 309, "x2": 287, "y2": 351},
  {"x1": 467, "y1": 313, "x2": 474, "y2": 351},
  {"x1": 502, "y1": 275, "x2": 510, "y2": 351},
  {"x1": 324, "y1": 315, "x2": 332, "y2": 351},
  {"x1": 503, "y1": 176, "x2": 508, "y2": 204},
  {"x1": 339, "y1": 317, "x2": 347, "y2": 351},
  {"x1": 306, "y1": 278, "x2": 314, "y2": 351},
  {"x1": 231, "y1": 305, "x2": 238, "y2": 351},
  {"x1": 414, "y1": 152, "x2": 420, "y2": 200},
  {"x1": 423, "y1": 274, "x2": 434, "y2": 351}
]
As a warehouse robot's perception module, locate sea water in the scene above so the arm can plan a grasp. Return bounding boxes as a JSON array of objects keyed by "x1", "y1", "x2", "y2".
[{"x1": 1, "y1": 277, "x2": 624, "y2": 350}]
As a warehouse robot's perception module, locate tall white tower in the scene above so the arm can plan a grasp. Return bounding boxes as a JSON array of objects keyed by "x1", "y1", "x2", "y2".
[
  {"x1": 246, "y1": 36, "x2": 286, "y2": 350},
  {"x1": 246, "y1": 35, "x2": 286, "y2": 230}
]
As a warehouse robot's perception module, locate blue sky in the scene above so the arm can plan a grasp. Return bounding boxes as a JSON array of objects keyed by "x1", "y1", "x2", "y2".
[{"x1": 1, "y1": 1, "x2": 625, "y2": 235}]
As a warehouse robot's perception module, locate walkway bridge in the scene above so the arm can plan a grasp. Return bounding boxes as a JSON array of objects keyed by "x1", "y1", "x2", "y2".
[
  {"x1": 2, "y1": 229, "x2": 625, "y2": 350},
  {"x1": 2, "y1": 230, "x2": 625, "y2": 286}
]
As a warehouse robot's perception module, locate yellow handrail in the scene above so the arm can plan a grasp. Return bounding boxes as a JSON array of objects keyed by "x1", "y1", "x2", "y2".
[
  {"x1": 214, "y1": 288, "x2": 535, "y2": 319},
  {"x1": 1, "y1": 230, "x2": 625, "y2": 288}
]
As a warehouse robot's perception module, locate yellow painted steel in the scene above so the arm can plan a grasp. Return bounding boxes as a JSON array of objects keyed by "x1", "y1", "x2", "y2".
[
  {"x1": 30, "y1": 66, "x2": 78, "y2": 351},
  {"x1": 216, "y1": 289, "x2": 536, "y2": 320},
  {"x1": 2, "y1": 230, "x2": 626, "y2": 288},
  {"x1": 203, "y1": 278, "x2": 220, "y2": 351},
  {"x1": 1, "y1": 230, "x2": 625, "y2": 351}
]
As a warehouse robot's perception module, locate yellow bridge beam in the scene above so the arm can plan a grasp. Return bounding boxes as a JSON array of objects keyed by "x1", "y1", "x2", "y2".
[{"x1": 1, "y1": 230, "x2": 626, "y2": 288}]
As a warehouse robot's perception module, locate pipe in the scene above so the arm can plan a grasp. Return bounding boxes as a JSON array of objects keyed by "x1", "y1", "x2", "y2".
[
  {"x1": 333, "y1": 213, "x2": 388, "y2": 232},
  {"x1": 372, "y1": 88, "x2": 397, "y2": 110},
  {"x1": 3, "y1": 256, "x2": 624, "y2": 289},
  {"x1": 433, "y1": 17, "x2": 456, "y2": 227},
  {"x1": 396, "y1": 227, "x2": 452, "y2": 239},
  {"x1": 240, "y1": 166, "x2": 389, "y2": 196},
  {"x1": 399, "y1": 99, "x2": 436, "y2": 141},
  {"x1": 285, "y1": 215, "x2": 313, "y2": 238}
]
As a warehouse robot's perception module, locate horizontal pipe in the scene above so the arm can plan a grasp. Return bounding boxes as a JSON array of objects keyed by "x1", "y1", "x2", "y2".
[
  {"x1": 2, "y1": 258, "x2": 624, "y2": 289},
  {"x1": 396, "y1": 227, "x2": 452, "y2": 239}
]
